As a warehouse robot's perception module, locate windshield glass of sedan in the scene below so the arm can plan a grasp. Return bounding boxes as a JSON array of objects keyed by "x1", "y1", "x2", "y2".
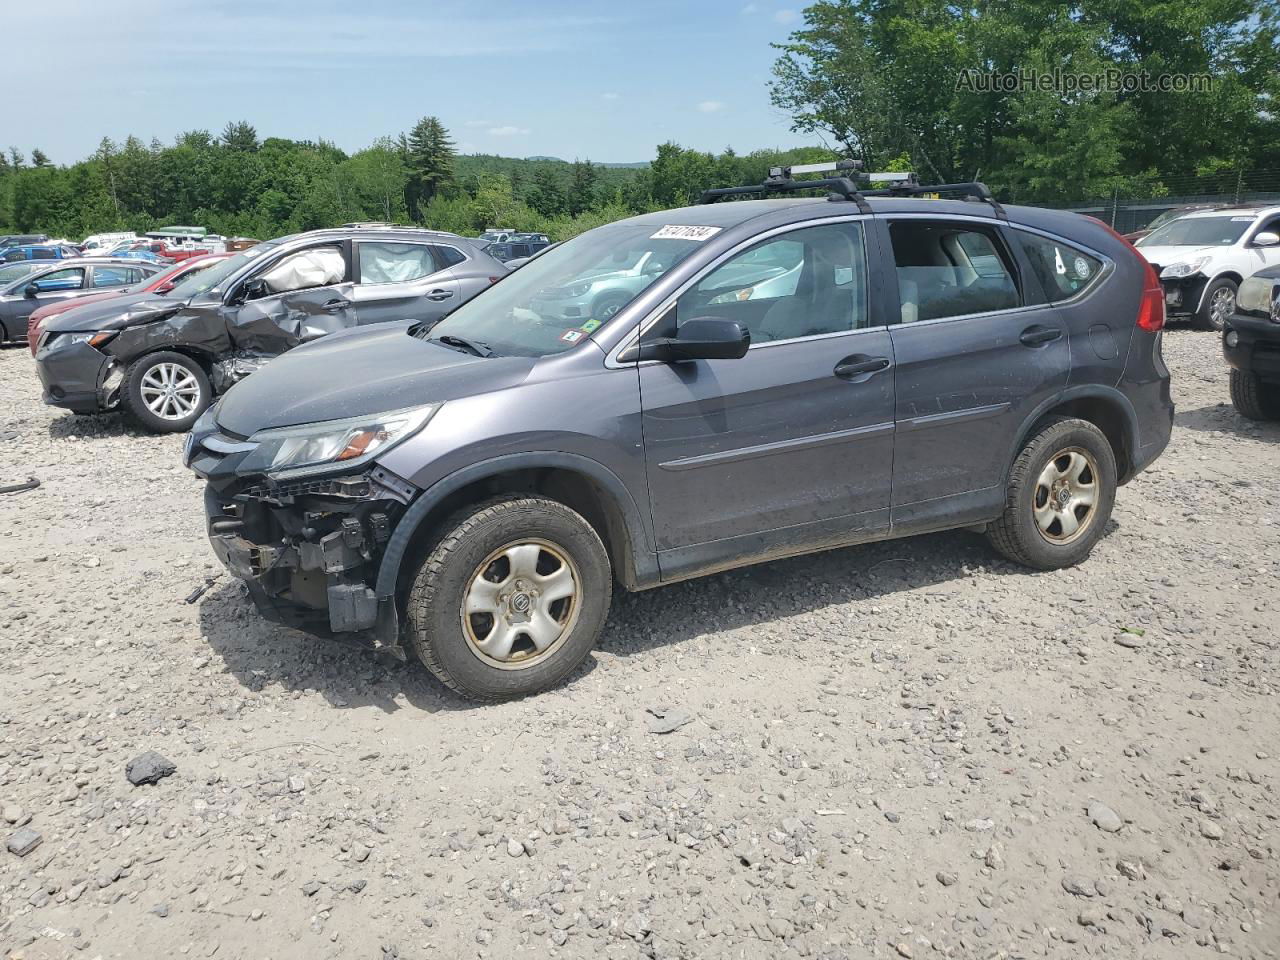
[
  {"x1": 1141, "y1": 216, "x2": 1252, "y2": 247},
  {"x1": 168, "y1": 244, "x2": 275, "y2": 298},
  {"x1": 425, "y1": 222, "x2": 706, "y2": 356}
]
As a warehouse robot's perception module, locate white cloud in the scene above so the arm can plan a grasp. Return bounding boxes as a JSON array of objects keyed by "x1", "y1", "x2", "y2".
[
  {"x1": 774, "y1": 8, "x2": 799, "y2": 24},
  {"x1": 601, "y1": 92, "x2": 620, "y2": 101},
  {"x1": 488, "y1": 126, "x2": 530, "y2": 136},
  {"x1": 697, "y1": 100, "x2": 726, "y2": 113},
  {"x1": 464, "y1": 119, "x2": 491, "y2": 127}
]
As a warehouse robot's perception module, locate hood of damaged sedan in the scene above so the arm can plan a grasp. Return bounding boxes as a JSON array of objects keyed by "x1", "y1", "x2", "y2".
[
  {"x1": 213, "y1": 321, "x2": 540, "y2": 436},
  {"x1": 43, "y1": 292, "x2": 186, "y2": 333}
]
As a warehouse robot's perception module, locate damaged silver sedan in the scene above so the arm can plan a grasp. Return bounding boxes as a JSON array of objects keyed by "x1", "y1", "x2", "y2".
[{"x1": 34, "y1": 227, "x2": 507, "y2": 432}]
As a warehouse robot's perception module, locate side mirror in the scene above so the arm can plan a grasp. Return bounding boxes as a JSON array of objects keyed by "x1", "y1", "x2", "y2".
[
  {"x1": 241, "y1": 278, "x2": 269, "y2": 301},
  {"x1": 23, "y1": 283, "x2": 39, "y2": 298},
  {"x1": 1253, "y1": 231, "x2": 1279, "y2": 247},
  {"x1": 154, "y1": 281, "x2": 175, "y2": 295},
  {"x1": 636, "y1": 317, "x2": 751, "y2": 362}
]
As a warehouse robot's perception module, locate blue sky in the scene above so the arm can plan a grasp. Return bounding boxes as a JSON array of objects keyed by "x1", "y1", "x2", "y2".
[{"x1": 11, "y1": 0, "x2": 822, "y2": 165}]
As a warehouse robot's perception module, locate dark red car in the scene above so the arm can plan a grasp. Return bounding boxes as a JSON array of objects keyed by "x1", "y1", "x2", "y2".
[{"x1": 27, "y1": 254, "x2": 230, "y2": 354}]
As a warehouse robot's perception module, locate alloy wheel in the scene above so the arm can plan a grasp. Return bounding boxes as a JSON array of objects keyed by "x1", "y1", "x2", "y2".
[
  {"x1": 1032, "y1": 447, "x2": 1100, "y2": 545},
  {"x1": 460, "y1": 538, "x2": 581, "y2": 669},
  {"x1": 139, "y1": 362, "x2": 202, "y2": 421},
  {"x1": 1210, "y1": 286, "x2": 1235, "y2": 328}
]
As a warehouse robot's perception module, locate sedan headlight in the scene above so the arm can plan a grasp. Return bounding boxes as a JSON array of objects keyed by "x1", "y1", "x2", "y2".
[
  {"x1": 1159, "y1": 257, "x2": 1209, "y2": 279},
  {"x1": 55, "y1": 331, "x2": 116, "y2": 349},
  {"x1": 244, "y1": 404, "x2": 439, "y2": 479},
  {"x1": 565, "y1": 282, "x2": 593, "y2": 298}
]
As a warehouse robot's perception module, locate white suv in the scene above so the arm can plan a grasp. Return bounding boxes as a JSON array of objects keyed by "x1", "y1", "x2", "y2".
[{"x1": 1135, "y1": 206, "x2": 1280, "y2": 330}]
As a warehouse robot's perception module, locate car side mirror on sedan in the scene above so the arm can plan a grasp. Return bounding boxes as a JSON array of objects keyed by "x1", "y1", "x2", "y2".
[
  {"x1": 1252, "y1": 231, "x2": 1279, "y2": 247},
  {"x1": 240, "y1": 278, "x2": 269, "y2": 302},
  {"x1": 635, "y1": 317, "x2": 751, "y2": 362},
  {"x1": 154, "y1": 280, "x2": 176, "y2": 295},
  {"x1": 23, "y1": 283, "x2": 39, "y2": 298}
]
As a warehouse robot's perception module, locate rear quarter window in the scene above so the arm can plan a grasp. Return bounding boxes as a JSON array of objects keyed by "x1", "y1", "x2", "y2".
[{"x1": 1016, "y1": 232, "x2": 1104, "y2": 302}]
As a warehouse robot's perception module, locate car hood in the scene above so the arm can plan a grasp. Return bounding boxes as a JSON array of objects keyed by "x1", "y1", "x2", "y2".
[
  {"x1": 44, "y1": 293, "x2": 183, "y2": 333},
  {"x1": 1133, "y1": 244, "x2": 1222, "y2": 267},
  {"x1": 213, "y1": 321, "x2": 540, "y2": 436}
]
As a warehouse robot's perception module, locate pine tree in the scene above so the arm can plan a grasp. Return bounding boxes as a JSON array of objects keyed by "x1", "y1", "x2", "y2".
[
  {"x1": 567, "y1": 159, "x2": 599, "y2": 216},
  {"x1": 404, "y1": 116, "x2": 456, "y2": 220},
  {"x1": 220, "y1": 121, "x2": 260, "y2": 152},
  {"x1": 529, "y1": 167, "x2": 566, "y2": 216},
  {"x1": 9, "y1": 148, "x2": 25, "y2": 170},
  {"x1": 31, "y1": 149, "x2": 51, "y2": 168}
]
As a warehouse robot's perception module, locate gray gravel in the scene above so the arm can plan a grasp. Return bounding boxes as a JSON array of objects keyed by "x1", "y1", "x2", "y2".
[{"x1": 1, "y1": 328, "x2": 1277, "y2": 959}]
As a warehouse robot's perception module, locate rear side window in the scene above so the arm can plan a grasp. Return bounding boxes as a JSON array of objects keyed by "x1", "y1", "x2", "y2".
[
  {"x1": 889, "y1": 221, "x2": 1020, "y2": 323},
  {"x1": 434, "y1": 245, "x2": 466, "y2": 268},
  {"x1": 93, "y1": 266, "x2": 142, "y2": 288},
  {"x1": 358, "y1": 242, "x2": 438, "y2": 284},
  {"x1": 1016, "y1": 232, "x2": 1103, "y2": 302},
  {"x1": 33, "y1": 248, "x2": 57, "y2": 260}
]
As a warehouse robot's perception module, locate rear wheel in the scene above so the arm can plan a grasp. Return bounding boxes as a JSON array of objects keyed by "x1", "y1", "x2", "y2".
[
  {"x1": 1196, "y1": 277, "x2": 1237, "y2": 331},
  {"x1": 987, "y1": 417, "x2": 1117, "y2": 570},
  {"x1": 1229, "y1": 368, "x2": 1280, "y2": 421},
  {"x1": 405, "y1": 497, "x2": 612, "y2": 701},
  {"x1": 122, "y1": 351, "x2": 211, "y2": 433}
]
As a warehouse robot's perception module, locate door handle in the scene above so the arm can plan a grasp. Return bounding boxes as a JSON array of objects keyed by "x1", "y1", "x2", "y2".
[
  {"x1": 1019, "y1": 325, "x2": 1062, "y2": 346},
  {"x1": 834, "y1": 356, "x2": 890, "y2": 380},
  {"x1": 426, "y1": 288, "x2": 456, "y2": 302},
  {"x1": 324, "y1": 298, "x2": 352, "y2": 311}
]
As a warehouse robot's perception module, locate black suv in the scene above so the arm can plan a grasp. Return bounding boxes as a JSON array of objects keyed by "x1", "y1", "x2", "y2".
[
  {"x1": 1224, "y1": 264, "x2": 1280, "y2": 419},
  {"x1": 188, "y1": 165, "x2": 1174, "y2": 701}
]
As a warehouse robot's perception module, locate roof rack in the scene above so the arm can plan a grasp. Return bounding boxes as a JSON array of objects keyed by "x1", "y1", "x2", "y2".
[{"x1": 698, "y1": 161, "x2": 1006, "y2": 218}]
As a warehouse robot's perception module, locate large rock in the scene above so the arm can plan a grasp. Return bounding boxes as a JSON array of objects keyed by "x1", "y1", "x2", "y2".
[{"x1": 126, "y1": 751, "x2": 177, "y2": 786}]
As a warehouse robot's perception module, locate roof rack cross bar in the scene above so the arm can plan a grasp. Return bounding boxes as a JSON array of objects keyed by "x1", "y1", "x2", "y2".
[
  {"x1": 861, "y1": 180, "x2": 1007, "y2": 219},
  {"x1": 699, "y1": 175, "x2": 872, "y2": 214}
]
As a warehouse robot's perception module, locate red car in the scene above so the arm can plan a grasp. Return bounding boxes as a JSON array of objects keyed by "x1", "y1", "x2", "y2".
[{"x1": 27, "y1": 254, "x2": 229, "y2": 355}]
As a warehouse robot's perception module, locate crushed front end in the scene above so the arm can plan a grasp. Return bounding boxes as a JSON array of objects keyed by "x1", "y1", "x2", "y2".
[{"x1": 185, "y1": 404, "x2": 435, "y2": 658}]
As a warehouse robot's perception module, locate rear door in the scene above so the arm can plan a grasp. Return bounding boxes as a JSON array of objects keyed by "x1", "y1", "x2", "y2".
[
  {"x1": 351, "y1": 239, "x2": 460, "y2": 326},
  {"x1": 881, "y1": 216, "x2": 1071, "y2": 524},
  {"x1": 637, "y1": 219, "x2": 896, "y2": 578}
]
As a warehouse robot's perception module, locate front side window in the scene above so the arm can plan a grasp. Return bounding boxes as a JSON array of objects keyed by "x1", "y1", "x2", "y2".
[
  {"x1": 1016, "y1": 233, "x2": 1103, "y2": 302},
  {"x1": 255, "y1": 246, "x2": 345, "y2": 296},
  {"x1": 889, "y1": 221, "x2": 1020, "y2": 323},
  {"x1": 33, "y1": 248, "x2": 57, "y2": 260},
  {"x1": 424, "y1": 220, "x2": 708, "y2": 356},
  {"x1": 357, "y1": 242, "x2": 438, "y2": 285},
  {"x1": 32, "y1": 268, "x2": 85, "y2": 292},
  {"x1": 1140, "y1": 216, "x2": 1251, "y2": 247},
  {"x1": 674, "y1": 222, "x2": 869, "y2": 343}
]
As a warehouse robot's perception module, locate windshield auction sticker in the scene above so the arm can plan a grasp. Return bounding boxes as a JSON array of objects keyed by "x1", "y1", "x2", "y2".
[{"x1": 651, "y1": 225, "x2": 722, "y2": 242}]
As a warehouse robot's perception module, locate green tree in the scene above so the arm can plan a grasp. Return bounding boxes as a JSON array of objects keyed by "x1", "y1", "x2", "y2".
[
  {"x1": 31, "y1": 149, "x2": 51, "y2": 168},
  {"x1": 220, "y1": 120, "x2": 260, "y2": 152},
  {"x1": 567, "y1": 160, "x2": 599, "y2": 216},
  {"x1": 528, "y1": 166, "x2": 566, "y2": 217},
  {"x1": 404, "y1": 116, "x2": 456, "y2": 219}
]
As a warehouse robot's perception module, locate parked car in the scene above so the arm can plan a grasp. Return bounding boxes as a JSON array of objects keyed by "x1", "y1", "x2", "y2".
[
  {"x1": 36, "y1": 227, "x2": 506, "y2": 432},
  {"x1": 0, "y1": 261, "x2": 51, "y2": 289},
  {"x1": 1223, "y1": 264, "x2": 1280, "y2": 420},
  {"x1": 1134, "y1": 205, "x2": 1280, "y2": 330},
  {"x1": 477, "y1": 228, "x2": 516, "y2": 243},
  {"x1": 0, "y1": 234, "x2": 49, "y2": 249},
  {"x1": 27, "y1": 254, "x2": 230, "y2": 355},
  {"x1": 1, "y1": 244, "x2": 84, "y2": 263},
  {"x1": 0, "y1": 259, "x2": 164, "y2": 345},
  {"x1": 482, "y1": 233, "x2": 552, "y2": 263},
  {"x1": 184, "y1": 166, "x2": 1173, "y2": 701},
  {"x1": 1123, "y1": 204, "x2": 1229, "y2": 244},
  {"x1": 80, "y1": 232, "x2": 138, "y2": 254}
]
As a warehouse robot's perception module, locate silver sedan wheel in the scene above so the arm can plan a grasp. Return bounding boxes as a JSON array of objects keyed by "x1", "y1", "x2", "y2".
[
  {"x1": 1209, "y1": 286, "x2": 1235, "y2": 328},
  {"x1": 461, "y1": 538, "x2": 581, "y2": 670},
  {"x1": 1032, "y1": 447, "x2": 1100, "y2": 545},
  {"x1": 139, "y1": 362, "x2": 202, "y2": 421}
]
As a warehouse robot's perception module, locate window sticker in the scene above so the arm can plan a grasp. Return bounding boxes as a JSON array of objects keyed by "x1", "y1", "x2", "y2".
[
  {"x1": 559, "y1": 329, "x2": 584, "y2": 344},
  {"x1": 1231, "y1": 216, "x2": 1254, "y2": 222},
  {"x1": 650, "y1": 225, "x2": 722, "y2": 242},
  {"x1": 1073, "y1": 256, "x2": 1092, "y2": 279},
  {"x1": 1054, "y1": 247, "x2": 1066, "y2": 275},
  {"x1": 580, "y1": 318, "x2": 602, "y2": 332}
]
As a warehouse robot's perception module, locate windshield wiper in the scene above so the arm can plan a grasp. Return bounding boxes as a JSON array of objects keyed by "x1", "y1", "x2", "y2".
[{"x1": 430, "y1": 334, "x2": 494, "y2": 357}]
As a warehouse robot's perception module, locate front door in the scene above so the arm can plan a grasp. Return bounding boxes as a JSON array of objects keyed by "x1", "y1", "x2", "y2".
[
  {"x1": 352, "y1": 239, "x2": 461, "y2": 327},
  {"x1": 227, "y1": 243, "x2": 357, "y2": 351},
  {"x1": 881, "y1": 217, "x2": 1071, "y2": 522},
  {"x1": 637, "y1": 220, "x2": 896, "y2": 579},
  {"x1": 12, "y1": 266, "x2": 89, "y2": 325}
]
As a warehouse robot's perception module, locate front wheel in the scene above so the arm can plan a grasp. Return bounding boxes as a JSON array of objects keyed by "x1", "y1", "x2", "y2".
[
  {"x1": 1197, "y1": 277, "x2": 1237, "y2": 331},
  {"x1": 1229, "y1": 368, "x2": 1280, "y2": 421},
  {"x1": 121, "y1": 351, "x2": 212, "y2": 433},
  {"x1": 405, "y1": 497, "x2": 612, "y2": 701},
  {"x1": 987, "y1": 417, "x2": 1117, "y2": 570}
]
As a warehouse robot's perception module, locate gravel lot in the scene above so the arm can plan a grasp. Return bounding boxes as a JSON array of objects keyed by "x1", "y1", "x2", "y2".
[{"x1": 0, "y1": 328, "x2": 1277, "y2": 960}]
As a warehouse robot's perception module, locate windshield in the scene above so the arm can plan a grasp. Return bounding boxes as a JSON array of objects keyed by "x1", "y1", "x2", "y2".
[
  {"x1": 425, "y1": 221, "x2": 708, "y2": 357},
  {"x1": 1140, "y1": 216, "x2": 1252, "y2": 247},
  {"x1": 168, "y1": 244, "x2": 275, "y2": 298}
]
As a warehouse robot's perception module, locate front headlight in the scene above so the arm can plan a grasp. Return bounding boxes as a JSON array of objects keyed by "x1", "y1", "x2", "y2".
[
  {"x1": 1160, "y1": 257, "x2": 1209, "y2": 279},
  {"x1": 566, "y1": 282, "x2": 593, "y2": 297},
  {"x1": 245, "y1": 404, "x2": 439, "y2": 479},
  {"x1": 57, "y1": 331, "x2": 116, "y2": 349}
]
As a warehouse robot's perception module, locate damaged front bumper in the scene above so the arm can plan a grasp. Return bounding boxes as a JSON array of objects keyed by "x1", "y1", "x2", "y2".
[
  {"x1": 1159, "y1": 275, "x2": 1208, "y2": 319},
  {"x1": 34, "y1": 335, "x2": 126, "y2": 414},
  {"x1": 191, "y1": 432, "x2": 419, "y2": 658}
]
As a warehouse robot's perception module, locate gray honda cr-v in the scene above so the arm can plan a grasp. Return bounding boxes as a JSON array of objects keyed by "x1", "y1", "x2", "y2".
[{"x1": 186, "y1": 168, "x2": 1173, "y2": 701}]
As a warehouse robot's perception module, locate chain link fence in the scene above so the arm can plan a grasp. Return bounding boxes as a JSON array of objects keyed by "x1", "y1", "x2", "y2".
[{"x1": 1064, "y1": 169, "x2": 1280, "y2": 233}]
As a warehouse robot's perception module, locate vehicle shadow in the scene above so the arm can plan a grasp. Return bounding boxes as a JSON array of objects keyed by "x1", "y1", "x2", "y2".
[
  {"x1": 1175, "y1": 403, "x2": 1280, "y2": 443},
  {"x1": 46, "y1": 411, "x2": 146, "y2": 440},
  {"x1": 197, "y1": 525, "x2": 1055, "y2": 714}
]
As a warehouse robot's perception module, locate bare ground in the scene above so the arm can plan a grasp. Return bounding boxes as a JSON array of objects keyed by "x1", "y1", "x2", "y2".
[{"x1": 0, "y1": 328, "x2": 1276, "y2": 960}]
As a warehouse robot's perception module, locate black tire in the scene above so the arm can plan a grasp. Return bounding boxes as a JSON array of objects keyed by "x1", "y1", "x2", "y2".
[
  {"x1": 1229, "y1": 368, "x2": 1280, "y2": 421},
  {"x1": 121, "y1": 351, "x2": 212, "y2": 433},
  {"x1": 590, "y1": 293, "x2": 631, "y2": 323},
  {"x1": 405, "y1": 496, "x2": 612, "y2": 701},
  {"x1": 1196, "y1": 277, "x2": 1237, "y2": 331},
  {"x1": 986, "y1": 417, "x2": 1117, "y2": 570}
]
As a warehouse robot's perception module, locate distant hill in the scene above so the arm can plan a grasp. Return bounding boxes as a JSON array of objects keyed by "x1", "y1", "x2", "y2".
[{"x1": 523, "y1": 155, "x2": 648, "y2": 169}]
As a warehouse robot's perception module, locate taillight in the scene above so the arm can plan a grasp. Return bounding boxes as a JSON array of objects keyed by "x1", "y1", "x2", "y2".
[{"x1": 1085, "y1": 216, "x2": 1164, "y2": 332}]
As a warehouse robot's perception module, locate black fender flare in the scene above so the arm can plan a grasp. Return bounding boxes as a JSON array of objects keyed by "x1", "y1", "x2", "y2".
[
  {"x1": 1002, "y1": 385, "x2": 1141, "y2": 485},
  {"x1": 373, "y1": 451, "x2": 658, "y2": 602}
]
